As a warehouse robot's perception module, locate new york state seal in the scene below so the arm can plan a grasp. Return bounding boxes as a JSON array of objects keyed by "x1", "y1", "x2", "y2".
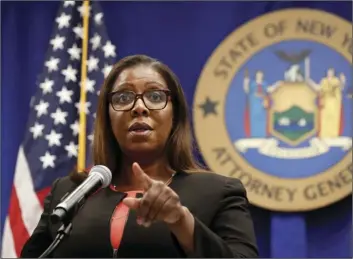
[{"x1": 193, "y1": 9, "x2": 352, "y2": 211}]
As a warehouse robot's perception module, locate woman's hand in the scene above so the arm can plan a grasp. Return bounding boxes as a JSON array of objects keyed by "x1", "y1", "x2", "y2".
[
  {"x1": 122, "y1": 162, "x2": 187, "y2": 227},
  {"x1": 123, "y1": 162, "x2": 195, "y2": 253}
]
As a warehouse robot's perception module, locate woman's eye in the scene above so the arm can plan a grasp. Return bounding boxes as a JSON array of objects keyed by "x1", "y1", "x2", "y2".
[
  {"x1": 146, "y1": 91, "x2": 164, "y2": 102},
  {"x1": 151, "y1": 93, "x2": 161, "y2": 101},
  {"x1": 115, "y1": 93, "x2": 133, "y2": 103}
]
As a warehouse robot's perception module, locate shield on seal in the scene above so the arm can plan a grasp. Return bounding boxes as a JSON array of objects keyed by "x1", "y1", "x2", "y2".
[{"x1": 269, "y1": 82, "x2": 319, "y2": 146}]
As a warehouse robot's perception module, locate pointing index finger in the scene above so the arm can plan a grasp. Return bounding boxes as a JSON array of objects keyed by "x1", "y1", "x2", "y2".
[{"x1": 132, "y1": 162, "x2": 153, "y2": 190}]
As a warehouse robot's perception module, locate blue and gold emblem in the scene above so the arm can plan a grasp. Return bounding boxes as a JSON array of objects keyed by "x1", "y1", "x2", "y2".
[{"x1": 193, "y1": 9, "x2": 352, "y2": 211}]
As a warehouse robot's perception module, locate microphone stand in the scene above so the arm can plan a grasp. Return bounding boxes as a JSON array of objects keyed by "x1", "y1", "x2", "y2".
[
  {"x1": 38, "y1": 222, "x2": 72, "y2": 258},
  {"x1": 38, "y1": 200, "x2": 83, "y2": 258}
]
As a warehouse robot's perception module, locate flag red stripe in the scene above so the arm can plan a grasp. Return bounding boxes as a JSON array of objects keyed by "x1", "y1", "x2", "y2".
[
  {"x1": 36, "y1": 187, "x2": 51, "y2": 208},
  {"x1": 8, "y1": 186, "x2": 30, "y2": 257}
]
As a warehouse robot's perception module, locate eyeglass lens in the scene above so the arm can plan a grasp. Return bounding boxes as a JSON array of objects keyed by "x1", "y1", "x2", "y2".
[{"x1": 111, "y1": 90, "x2": 168, "y2": 110}]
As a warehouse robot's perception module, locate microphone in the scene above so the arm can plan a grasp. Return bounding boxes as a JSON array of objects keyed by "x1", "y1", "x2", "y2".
[{"x1": 50, "y1": 165, "x2": 112, "y2": 224}]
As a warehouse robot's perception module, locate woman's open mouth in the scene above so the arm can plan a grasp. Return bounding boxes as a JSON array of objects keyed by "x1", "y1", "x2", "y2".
[{"x1": 128, "y1": 122, "x2": 153, "y2": 136}]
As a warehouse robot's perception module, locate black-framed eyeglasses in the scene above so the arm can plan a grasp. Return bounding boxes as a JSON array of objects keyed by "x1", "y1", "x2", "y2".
[{"x1": 109, "y1": 89, "x2": 171, "y2": 111}]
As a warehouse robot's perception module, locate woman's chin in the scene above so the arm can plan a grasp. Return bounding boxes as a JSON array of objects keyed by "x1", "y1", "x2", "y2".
[{"x1": 124, "y1": 142, "x2": 157, "y2": 154}]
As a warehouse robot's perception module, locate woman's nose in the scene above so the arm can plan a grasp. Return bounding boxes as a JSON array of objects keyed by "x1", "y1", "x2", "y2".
[{"x1": 131, "y1": 98, "x2": 149, "y2": 116}]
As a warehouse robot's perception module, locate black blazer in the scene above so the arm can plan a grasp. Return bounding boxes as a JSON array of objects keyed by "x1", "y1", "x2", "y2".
[{"x1": 20, "y1": 171, "x2": 258, "y2": 258}]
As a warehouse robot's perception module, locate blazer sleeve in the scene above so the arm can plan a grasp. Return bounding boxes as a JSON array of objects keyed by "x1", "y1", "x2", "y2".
[
  {"x1": 20, "y1": 178, "x2": 60, "y2": 258},
  {"x1": 189, "y1": 178, "x2": 259, "y2": 258}
]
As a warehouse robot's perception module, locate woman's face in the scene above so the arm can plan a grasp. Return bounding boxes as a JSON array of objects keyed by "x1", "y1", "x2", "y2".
[{"x1": 109, "y1": 65, "x2": 173, "y2": 158}]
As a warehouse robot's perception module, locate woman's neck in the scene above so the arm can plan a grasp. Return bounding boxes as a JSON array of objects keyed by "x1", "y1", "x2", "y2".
[{"x1": 112, "y1": 157, "x2": 175, "y2": 188}]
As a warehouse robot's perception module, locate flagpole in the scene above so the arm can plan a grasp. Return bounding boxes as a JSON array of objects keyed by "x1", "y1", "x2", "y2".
[{"x1": 78, "y1": 0, "x2": 90, "y2": 172}]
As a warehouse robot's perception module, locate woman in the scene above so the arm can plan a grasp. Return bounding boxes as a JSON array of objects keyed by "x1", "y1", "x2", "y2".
[
  {"x1": 319, "y1": 68, "x2": 345, "y2": 138},
  {"x1": 21, "y1": 55, "x2": 258, "y2": 258},
  {"x1": 243, "y1": 70, "x2": 269, "y2": 138}
]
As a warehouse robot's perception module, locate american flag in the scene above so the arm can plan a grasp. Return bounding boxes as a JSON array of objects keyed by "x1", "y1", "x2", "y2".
[{"x1": 1, "y1": 1, "x2": 116, "y2": 257}]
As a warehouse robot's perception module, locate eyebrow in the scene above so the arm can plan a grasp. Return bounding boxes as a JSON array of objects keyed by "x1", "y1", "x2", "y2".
[{"x1": 113, "y1": 81, "x2": 167, "y2": 91}]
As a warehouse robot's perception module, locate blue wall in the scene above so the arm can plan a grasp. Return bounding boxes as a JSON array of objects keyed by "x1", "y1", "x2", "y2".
[{"x1": 1, "y1": 1, "x2": 352, "y2": 257}]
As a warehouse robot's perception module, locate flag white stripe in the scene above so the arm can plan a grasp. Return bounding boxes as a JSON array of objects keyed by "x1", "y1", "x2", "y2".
[
  {"x1": 1, "y1": 217, "x2": 18, "y2": 258},
  {"x1": 14, "y1": 146, "x2": 43, "y2": 235}
]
